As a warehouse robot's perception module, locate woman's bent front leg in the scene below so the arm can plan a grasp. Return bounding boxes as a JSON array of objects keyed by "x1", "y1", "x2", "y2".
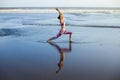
[{"x1": 48, "y1": 32, "x2": 62, "y2": 41}]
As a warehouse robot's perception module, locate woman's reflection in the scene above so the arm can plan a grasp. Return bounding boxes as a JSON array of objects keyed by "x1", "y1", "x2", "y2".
[{"x1": 48, "y1": 41, "x2": 72, "y2": 74}]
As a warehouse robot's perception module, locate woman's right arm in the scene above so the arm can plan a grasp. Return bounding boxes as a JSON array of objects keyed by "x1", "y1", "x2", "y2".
[{"x1": 56, "y1": 8, "x2": 63, "y2": 15}]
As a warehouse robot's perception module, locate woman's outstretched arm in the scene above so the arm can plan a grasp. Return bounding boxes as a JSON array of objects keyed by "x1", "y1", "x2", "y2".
[{"x1": 56, "y1": 8, "x2": 63, "y2": 15}]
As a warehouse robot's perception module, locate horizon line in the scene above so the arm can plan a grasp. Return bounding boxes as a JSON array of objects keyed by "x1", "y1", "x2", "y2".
[{"x1": 0, "y1": 7, "x2": 120, "y2": 9}]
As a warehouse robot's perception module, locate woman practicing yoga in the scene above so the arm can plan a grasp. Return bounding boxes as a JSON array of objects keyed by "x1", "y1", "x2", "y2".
[{"x1": 47, "y1": 8, "x2": 72, "y2": 42}]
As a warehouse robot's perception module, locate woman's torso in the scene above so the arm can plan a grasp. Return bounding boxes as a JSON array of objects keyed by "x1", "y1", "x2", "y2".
[{"x1": 60, "y1": 20, "x2": 65, "y2": 31}]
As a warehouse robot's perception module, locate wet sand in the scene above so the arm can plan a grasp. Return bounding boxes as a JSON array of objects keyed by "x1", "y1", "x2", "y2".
[{"x1": 0, "y1": 26, "x2": 120, "y2": 80}]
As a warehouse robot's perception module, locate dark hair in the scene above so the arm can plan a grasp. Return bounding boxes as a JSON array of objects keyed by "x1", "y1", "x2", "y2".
[{"x1": 57, "y1": 15, "x2": 60, "y2": 19}]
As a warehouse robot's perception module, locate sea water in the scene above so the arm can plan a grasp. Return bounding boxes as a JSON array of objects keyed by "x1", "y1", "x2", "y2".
[{"x1": 0, "y1": 8, "x2": 120, "y2": 28}]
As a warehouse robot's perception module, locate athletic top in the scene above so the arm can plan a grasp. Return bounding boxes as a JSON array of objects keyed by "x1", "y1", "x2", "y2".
[{"x1": 61, "y1": 22, "x2": 65, "y2": 26}]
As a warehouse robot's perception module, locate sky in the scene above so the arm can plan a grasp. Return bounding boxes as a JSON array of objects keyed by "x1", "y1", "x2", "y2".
[{"x1": 0, "y1": 0, "x2": 120, "y2": 7}]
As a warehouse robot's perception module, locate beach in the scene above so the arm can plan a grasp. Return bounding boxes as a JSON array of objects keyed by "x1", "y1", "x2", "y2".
[{"x1": 0, "y1": 8, "x2": 120, "y2": 80}]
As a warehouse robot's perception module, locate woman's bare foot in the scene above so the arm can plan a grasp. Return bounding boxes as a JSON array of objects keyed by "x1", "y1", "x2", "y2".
[{"x1": 47, "y1": 39, "x2": 51, "y2": 42}]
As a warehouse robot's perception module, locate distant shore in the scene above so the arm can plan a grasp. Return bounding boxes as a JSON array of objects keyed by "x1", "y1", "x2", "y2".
[
  {"x1": 0, "y1": 7, "x2": 120, "y2": 13},
  {"x1": 0, "y1": 7, "x2": 120, "y2": 9}
]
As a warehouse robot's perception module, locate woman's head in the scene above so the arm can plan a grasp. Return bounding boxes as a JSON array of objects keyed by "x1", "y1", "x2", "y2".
[
  {"x1": 57, "y1": 15, "x2": 60, "y2": 19},
  {"x1": 57, "y1": 15, "x2": 64, "y2": 20}
]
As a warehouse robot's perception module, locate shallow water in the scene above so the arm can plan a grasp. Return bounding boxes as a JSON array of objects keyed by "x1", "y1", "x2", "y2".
[{"x1": 0, "y1": 12, "x2": 120, "y2": 80}]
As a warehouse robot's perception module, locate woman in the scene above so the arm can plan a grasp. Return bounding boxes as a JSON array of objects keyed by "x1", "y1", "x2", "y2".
[{"x1": 47, "y1": 8, "x2": 72, "y2": 42}]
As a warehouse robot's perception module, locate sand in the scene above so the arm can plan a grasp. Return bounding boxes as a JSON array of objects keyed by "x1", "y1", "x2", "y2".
[{"x1": 0, "y1": 26, "x2": 120, "y2": 80}]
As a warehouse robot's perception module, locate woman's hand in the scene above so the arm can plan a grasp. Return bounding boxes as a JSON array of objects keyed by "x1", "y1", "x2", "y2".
[{"x1": 56, "y1": 8, "x2": 59, "y2": 11}]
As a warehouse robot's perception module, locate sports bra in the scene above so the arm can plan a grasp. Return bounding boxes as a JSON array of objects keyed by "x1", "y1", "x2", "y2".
[{"x1": 61, "y1": 22, "x2": 65, "y2": 26}]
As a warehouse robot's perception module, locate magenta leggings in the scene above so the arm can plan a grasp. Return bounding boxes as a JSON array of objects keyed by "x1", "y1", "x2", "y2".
[{"x1": 50, "y1": 30, "x2": 72, "y2": 40}]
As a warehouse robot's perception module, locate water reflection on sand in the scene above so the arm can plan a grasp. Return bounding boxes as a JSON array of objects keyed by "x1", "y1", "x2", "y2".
[{"x1": 48, "y1": 41, "x2": 72, "y2": 74}]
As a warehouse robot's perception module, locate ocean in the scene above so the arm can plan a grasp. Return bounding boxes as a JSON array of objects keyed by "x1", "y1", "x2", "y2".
[{"x1": 0, "y1": 7, "x2": 120, "y2": 29}]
